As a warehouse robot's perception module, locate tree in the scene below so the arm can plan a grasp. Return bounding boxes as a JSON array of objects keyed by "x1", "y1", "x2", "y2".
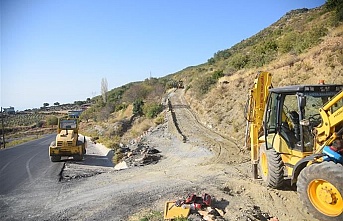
[
  {"x1": 54, "y1": 102, "x2": 60, "y2": 106},
  {"x1": 207, "y1": 57, "x2": 215, "y2": 65},
  {"x1": 98, "y1": 104, "x2": 114, "y2": 122},
  {"x1": 46, "y1": 116, "x2": 58, "y2": 126},
  {"x1": 133, "y1": 99, "x2": 144, "y2": 116},
  {"x1": 147, "y1": 83, "x2": 165, "y2": 101},
  {"x1": 212, "y1": 70, "x2": 224, "y2": 80},
  {"x1": 43, "y1": 103, "x2": 49, "y2": 107},
  {"x1": 80, "y1": 109, "x2": 93, "y2": 123},
  {"x1": 101, "y1": 78, "x2": 108, "y2": 103},
  {"x1": 143, "y1": 102, "x2": 163, "y2": 118},
  {"x1": 122, "y1": 84, "x2": 149, "y2": 103}
]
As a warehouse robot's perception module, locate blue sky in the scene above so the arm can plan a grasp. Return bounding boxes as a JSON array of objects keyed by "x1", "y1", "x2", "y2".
[{"x1": 1, "y1": 0, "x2": 326, "y2": 111}]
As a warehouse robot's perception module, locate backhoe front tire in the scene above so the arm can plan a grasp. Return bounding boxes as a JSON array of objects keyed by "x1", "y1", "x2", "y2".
[
  {"x1": 297, "y1": 161, "x2": 343, "y2": 221},
  {"x1": 258, "y1": 144, "x2": 284, "y2": 189}
]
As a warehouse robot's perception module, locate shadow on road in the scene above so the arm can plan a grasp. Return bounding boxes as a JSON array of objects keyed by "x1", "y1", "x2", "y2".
[{"x1": 62, "y1": 150, "x2": 114, "y2": 168}]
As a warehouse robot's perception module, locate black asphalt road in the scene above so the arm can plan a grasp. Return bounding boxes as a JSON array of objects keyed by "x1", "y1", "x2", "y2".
[{"x1": 0, "y1": 134, "x2": 64, "y2": 195}]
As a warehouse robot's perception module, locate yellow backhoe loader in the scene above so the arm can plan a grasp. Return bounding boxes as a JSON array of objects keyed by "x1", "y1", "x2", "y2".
[
  {"x1": 245, "y1": 71, "x2": 343, "y2": 221},
  {"x1": 49, "y1": 118, "x2": 86, "y2": 162}
]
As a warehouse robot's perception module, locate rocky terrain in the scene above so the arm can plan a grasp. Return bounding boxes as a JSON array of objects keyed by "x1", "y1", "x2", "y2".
[
  {"x1": 0, "y1": 89, "x2": 319, "y2": 221},
  {"x1": 55, "y1": 90, "x2": 318, "y2": 220}
]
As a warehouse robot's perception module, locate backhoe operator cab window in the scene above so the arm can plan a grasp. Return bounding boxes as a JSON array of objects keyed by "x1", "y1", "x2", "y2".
[
  {"x1": 265, "y1": 92, "x2": 279, "y2": 135},
  {"x1": 264, "y1": 88, "x2": 341, "y2": 152},
  {"x1": 264, "y1": 92, "x2": 304, "y2": 150}
]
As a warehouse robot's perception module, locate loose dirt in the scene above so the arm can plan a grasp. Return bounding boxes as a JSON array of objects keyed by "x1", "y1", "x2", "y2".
[{"x1": 0, "y1": 89, "x2": 317, "y2": 221}]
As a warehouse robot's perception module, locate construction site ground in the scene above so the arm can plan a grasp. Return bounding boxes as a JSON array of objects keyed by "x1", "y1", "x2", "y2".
[{"x1": 1, "y1": 90, "x2": 317, "y2": 221}]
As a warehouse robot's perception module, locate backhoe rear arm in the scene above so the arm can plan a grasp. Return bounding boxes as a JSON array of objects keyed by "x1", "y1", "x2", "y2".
[{"x1": 245, "y1": 72, "x2": 272, "y2": 178}]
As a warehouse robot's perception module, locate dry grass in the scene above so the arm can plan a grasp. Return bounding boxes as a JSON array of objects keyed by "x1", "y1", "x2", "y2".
[
  {"x1": 183, "y1": 23, "x2": 343, "y2": 145},
  {"x1": 121, "y1": 118, "x2": 155, "y2": 143}
]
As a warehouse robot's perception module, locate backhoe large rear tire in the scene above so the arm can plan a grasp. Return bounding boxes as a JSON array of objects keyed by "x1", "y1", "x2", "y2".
[
  {"x1": 297, "y1": 161, "x2": 343, "y2": 221},
  {"x1": 258, "y1": 144, "x2": 284, "y2": 189}
]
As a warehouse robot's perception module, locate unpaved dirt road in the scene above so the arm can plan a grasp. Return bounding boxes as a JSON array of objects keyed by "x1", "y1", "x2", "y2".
[{"x1": 0, "y1": 90, "x2": 317, "y2": 221}]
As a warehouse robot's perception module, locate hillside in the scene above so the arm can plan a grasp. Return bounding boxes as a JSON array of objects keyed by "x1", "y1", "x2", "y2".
[
  {"x1": 170, "y1": 3, "x2": 343, "y2": 144},
  {"x1": 78, "y1": 2, "x2": 343, "y2": 152},
  {"x1": 2, "y1": 2, "x2": 343, "y2": 221}
]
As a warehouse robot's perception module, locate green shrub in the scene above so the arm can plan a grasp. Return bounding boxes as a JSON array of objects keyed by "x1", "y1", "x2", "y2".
[
  {"x1": 36, "y1": 120, "x2": 45, "y2": 128},
  {"x1": 143, "y1": 103, "x2": 164, "y2": 119},
  {"x1": 194, "y1": 75, "x2": 216, "y2": 95},
  {"x1": 278, "y1": 32, "x2": 297, "y2": 53},
  {"x1": 80, "y1": 108, "x2": 94, "y2": 123},
  {"x1": 277, "y1": 25, "x2": 328, "y2": 55},
  {"x1": 154, "y1": 114, "x2": 165, "y2": 125},
  {"x1": 192, "y1": 70, "x2": 225, "y2": 96},
  {"x1": 229, "y1": 53, "x2": 249, "y2": 70},
  {"x1": 212, "y1": 70, "x2": 224, "y2": 80},
  {"x1": 133, "y1": 99, "x2": 144, "y2": 116},
  {"x1": 46, "y1": 116, "x2": 58, "y2": 126},
  {"x1": 213, "y1": 49, "x2": 232, "y2": 60},
  {"x1": 115, "y1": 103, "x2": 128, "y2": 112},
  {"x1": 207, "y1": 57, "x2": 215, "y2": 65}
]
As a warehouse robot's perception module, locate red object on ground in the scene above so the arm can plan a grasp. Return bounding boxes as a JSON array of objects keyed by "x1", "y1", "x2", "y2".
[{"x1": 185, "y1": 194, "x2": 196, "y2": 204}]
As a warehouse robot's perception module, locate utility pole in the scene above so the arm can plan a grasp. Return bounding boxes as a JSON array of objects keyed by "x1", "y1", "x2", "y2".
[{"x1": 1, "y1": 107, "x2": 5, "y2": 149}]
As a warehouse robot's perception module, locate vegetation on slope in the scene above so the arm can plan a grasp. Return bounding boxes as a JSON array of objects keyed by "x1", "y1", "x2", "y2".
[
  {"x1": 178, "y1": 2, "x2": 343, "y2": 144},
  {"x1": 4, "y1": 1, "x2": 342, "y2": 153},
  {"x1": 79, "y1": 1, "x2": 343, "y2": 152},
  {"x1": 79, "y1": 77, "x2": 171, "y2": 153}
]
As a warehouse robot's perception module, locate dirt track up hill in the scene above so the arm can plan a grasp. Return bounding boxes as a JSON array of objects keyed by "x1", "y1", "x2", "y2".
[{"x1": 167, "y1": 89, "x2": 248, "y2": 165}]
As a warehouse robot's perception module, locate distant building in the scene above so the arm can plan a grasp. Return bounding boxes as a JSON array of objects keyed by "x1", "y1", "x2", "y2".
[{"x1": 3, "y1": 107, "x2": 15, "y2": 114}]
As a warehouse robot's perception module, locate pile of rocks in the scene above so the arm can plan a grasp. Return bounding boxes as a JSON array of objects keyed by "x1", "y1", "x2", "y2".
[{"x1": 114, "y1": 143, "x2": 162, "y2": 170}]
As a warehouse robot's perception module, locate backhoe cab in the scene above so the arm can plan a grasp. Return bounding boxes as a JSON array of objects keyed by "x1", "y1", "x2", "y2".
[{"x1": 245, "y1": 72, "x2": 343, "y2": 221}]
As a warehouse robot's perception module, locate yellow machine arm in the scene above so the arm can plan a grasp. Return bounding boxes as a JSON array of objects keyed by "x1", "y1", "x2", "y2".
[
  {"x1": 245, "y1": 72, "x2": 272, "y2": 178},
  {"x1": 314, "y1": 89, "x2": 343, "y2": 151}
]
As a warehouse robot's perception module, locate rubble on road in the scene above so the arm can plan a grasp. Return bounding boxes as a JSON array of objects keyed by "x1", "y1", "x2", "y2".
[{"x1": 115, "y1": 142, "x2": 162, "y2": 170}]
